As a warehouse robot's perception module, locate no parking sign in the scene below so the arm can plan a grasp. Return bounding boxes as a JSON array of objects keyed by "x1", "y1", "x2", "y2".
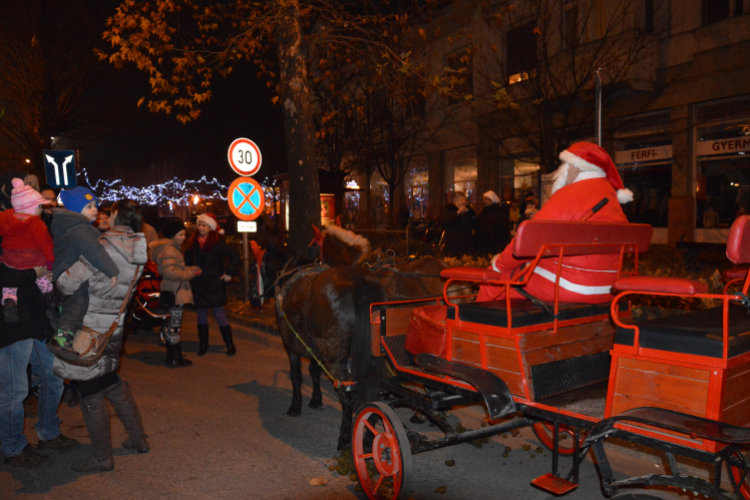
[{"x1": 228, "y1": 177, "x2": 265, "y2": 221}]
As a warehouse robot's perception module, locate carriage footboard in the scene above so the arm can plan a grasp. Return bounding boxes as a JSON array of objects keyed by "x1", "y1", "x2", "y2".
[{"x1": 414, "y1": 353, "x2": 516, "y2": 420}]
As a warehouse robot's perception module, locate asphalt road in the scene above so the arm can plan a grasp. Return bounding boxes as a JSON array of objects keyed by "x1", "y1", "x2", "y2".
[{"x1": 1, "y1": 313, "x2": 712, "y2": 499}]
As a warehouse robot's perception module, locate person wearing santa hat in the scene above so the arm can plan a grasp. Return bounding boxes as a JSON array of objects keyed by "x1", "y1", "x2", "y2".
[
  {"x1": 477, "y1": 142, "x2": 632, "y2": 304},
  {"x1": 476, "y1": 190, "x2": 511, "y2": 256},
  {"x1": 184, "y1": 213, "x2": 240, "y2": 356}
]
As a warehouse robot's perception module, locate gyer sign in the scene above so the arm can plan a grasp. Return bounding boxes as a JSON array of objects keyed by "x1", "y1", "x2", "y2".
[{"x1": 696, "y1": 136, "x2": 750, "y2": 156}]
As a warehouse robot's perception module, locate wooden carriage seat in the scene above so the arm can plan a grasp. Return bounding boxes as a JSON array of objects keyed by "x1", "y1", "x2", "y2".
[
  {"x1": 612, "y1": 215, "x2": 750, "y2": 362},
  {"x1": 447, "y1": 299, "x2": 628, "y2": 328},
  {"x1": 614, "y1": 304, "x2": 750, "y2": 358}
]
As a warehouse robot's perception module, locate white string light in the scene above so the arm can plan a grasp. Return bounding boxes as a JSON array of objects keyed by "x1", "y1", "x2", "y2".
[{"x1": 75, "y1": 169, "x2": 279, "y2": 206}]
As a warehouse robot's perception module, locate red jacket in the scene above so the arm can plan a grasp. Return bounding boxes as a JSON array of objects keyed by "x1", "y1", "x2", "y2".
[
  {"x1": 477, "y1": 178, "x2": 628, "y2": 304},
  {"x1": 0, "y1": 210, "x2": 54, "y2": 269}
]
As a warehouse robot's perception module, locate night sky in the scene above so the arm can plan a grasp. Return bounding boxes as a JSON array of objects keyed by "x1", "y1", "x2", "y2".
[{"x1": 82, "y1": 62, "x2": 288, "y2": 188}]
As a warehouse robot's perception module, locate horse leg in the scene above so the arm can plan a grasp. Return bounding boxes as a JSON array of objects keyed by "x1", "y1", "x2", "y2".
[
  {"x1": 287, "y1": 351, "x2": 303, "y2": 417},
  {"x1": 337, "y1": 388, "x2": 354, "y2": 451},
  {"x1": 308, "y1": 359, "x2": 323, "y2": 409}
]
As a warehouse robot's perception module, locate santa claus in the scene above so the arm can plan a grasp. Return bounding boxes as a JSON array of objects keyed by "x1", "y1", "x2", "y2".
[{"x1": 477, "y1": 141, "x2": 633, "y2": 304}]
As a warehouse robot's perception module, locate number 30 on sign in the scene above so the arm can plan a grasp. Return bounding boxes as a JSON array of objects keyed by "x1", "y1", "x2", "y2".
[{"x1": 227, "y1": 138, "x2": 262, "y2": 177}]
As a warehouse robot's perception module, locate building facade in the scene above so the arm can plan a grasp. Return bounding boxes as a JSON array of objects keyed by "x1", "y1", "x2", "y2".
[{"x1": 387, "y1": 0, "x2": 750, "y2": 245}]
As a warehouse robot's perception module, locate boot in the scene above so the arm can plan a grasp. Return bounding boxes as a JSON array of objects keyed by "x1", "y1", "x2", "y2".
[
  {"x1": 73, "y1": 391, "x2": 114, "y2": 473},
  {"x1": 104, "y1": 381, "x2": 149, "y2": 454},
  {"x1": 197, "y1": 324, "x2": 209, "y2": 356},
  {"x1": 166, "y1": 343, "x2": 193, "y2": 368},
  {"x1": 219, "y1": 325, "x2": 236, "y2": 357}
]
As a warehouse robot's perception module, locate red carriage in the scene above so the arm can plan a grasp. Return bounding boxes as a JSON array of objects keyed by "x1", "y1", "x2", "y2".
[{"x1": 352, "y1": 216, "x2": 750, "y2": 500}]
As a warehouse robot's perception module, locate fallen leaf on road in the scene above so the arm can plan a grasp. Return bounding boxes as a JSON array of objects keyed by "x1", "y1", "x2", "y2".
[{"x1": 309, "y1": 476, "x2": 329, "y2": 486}]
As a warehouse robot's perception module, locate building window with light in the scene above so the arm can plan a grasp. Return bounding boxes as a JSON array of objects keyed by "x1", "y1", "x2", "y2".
[
  {"x1": 506, "y1": 22, "x2": 537, "y2": 84},
  {"x1": 444, "y1": 146, "x2": 478, "y2": 208},
  {"x1": 404, "y1": 156, "x2": 429, "y2": 221}
]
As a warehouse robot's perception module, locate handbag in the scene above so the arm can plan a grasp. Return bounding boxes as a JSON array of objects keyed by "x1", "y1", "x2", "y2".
[{"x1": 49, "y1": 266, "x2": 142, "y2": 368}]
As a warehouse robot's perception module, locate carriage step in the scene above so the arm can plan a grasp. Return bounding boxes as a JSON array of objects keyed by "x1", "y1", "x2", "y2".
[{"x1": 531, "y1": 473, "x2": 578, "y2": 495}]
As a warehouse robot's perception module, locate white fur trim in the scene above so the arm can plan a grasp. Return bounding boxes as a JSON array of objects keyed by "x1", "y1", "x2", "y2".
[
  {"x1": 617, "y1": 188, "x2": 634, "y2": 204},
  {"x1": 322, "y1": 225, "x2": 371, "y2": 263},
  {"x1": 574, "y1": 171, "x2": 606, "y2": 182},
  {"x1": 550, "y1": 163, "x2": 569, "y2": 195},
  {"x1": 559, "y1": 150, "x2": 603, "y2": 173}
]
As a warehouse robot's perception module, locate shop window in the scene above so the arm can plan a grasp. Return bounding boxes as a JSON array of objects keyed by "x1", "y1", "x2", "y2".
[
  {"x1": 506, "y1": 23, "x2": 537, "y2": 84},
  {"x1": 445, "y1": 46, "x2": 473, "y2": 104},
  {"x1": 619, "y1": 165, "x2": 671, "y2": 228},
  {"x1": 444, "y1": 147, "x2": 478, "y2": 208},
  {"x1": 370, "y1": 172, "x2": 389, "y2": 228},
  {"x1": 404, "y1": 158, "x2": 429, "y2": 222}
]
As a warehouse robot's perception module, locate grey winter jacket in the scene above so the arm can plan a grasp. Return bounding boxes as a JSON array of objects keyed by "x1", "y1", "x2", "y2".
[
  {"x1": 149, "y1": 238, "x2": 199, "y2": 305},
  {"x1": 51, "y1": 207, "x2": 119, "y2": 281},
  {"x1": 52, "y1": 226, "x2": 147, "y2": 381}
]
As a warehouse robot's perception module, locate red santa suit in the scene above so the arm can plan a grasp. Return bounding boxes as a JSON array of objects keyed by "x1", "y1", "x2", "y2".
[{"x1": 477, "y1": 142, "x2": 633, "y2": 305}]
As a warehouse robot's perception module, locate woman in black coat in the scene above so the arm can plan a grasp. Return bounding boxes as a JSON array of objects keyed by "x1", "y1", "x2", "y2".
[{"x1": 184, "y1": 214, "x2": 240, "y2": 357}]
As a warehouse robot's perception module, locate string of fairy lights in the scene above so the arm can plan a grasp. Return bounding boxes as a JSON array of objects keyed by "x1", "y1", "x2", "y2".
[{"x1": 76, "y1": 169, "x2": 278, "y2": 207}]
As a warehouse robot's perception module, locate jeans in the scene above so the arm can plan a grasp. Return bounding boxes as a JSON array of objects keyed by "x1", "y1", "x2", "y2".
[
  {"x1": 0, "y1": 339, "x2": 64, "y2": 457},
  {"x1": 196, "y1": 306, "x2": 229, "y2": 327}
]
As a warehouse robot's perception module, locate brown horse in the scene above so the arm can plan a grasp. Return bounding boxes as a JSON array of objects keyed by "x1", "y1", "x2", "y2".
[{"x1": 274, "y1": 227, "x2": 386, "y2": 450}]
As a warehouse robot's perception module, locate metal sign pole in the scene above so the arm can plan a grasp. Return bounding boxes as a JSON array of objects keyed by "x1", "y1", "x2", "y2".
[{"x1": 242, "y1": 233, "x2": 250, "y2": 302}]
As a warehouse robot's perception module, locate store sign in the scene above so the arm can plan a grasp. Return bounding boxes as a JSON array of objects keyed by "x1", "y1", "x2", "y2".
[
  {"x1": 696, "y1": 136, "x2": 750, "y2": 157},
  {"x1": 615, "y1": 145, "x2": 672, "y2": 165}
]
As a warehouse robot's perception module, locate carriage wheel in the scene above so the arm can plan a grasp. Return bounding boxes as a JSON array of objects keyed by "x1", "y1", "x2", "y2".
[
  {"x1": 728, "y1": 451, "x2": 750, "y2": 499},
  {"x1": 352, "y1": 402, "x2": 413, "y2": 500},
  {"x1": 532, "y1": 422, "x2": 585, "y2": 456}
]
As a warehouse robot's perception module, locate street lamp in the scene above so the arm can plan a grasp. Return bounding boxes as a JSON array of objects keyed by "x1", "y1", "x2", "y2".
[{"x1": 25, "y1": 159, "x2": 30, "y2": 164}]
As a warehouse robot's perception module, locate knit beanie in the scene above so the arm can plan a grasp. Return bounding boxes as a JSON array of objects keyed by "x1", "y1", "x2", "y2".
[
  {"x1": 162, "y1": 220, "x2": 186, "y2": 239},
  {"x1": 11, "y1": 178, "x2": 50, "y2": 215},
  {"x1": 60, "y1": 187, "x2": 97, "y2": 214},
  {"x1": 196, "y1": 213, "x2": 224, "y2": 235}
]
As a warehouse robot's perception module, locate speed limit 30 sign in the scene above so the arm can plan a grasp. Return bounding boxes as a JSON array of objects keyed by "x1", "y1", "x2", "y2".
[{"x1": 227, "y1": 138, "x2": 262, "y2": 176}]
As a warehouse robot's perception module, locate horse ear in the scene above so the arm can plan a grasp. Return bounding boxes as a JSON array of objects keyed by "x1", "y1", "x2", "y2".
[{"x1": 312, "y1": 225, "x2": 321, "y2": 239}]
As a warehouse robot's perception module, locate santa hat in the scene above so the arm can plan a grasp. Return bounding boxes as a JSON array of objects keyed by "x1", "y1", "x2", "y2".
[
  {"x1": 559, "y1": 142, "x2": 633, "y2": 204},
  {"x1": 11, "y1": 178, "x2": 50, "y2": 215},
  {"x1": 197, "y1": 213, "x2": 224, "y2": 235},
  {"x1": 483, "y1": 190, "x2": 500, "y2": 204}
]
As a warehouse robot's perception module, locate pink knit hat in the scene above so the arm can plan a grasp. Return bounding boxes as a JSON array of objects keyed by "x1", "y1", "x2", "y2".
[
  {"x1": 197, "y1": 213, "x2": 224, "y2": 235},
  {"x1": 11, "y1": 178, "x2": 50, "y2": 215}
]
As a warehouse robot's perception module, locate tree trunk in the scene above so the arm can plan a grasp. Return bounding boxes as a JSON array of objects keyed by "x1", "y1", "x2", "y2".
[{"x1": 276, "y1": 0, "x2": 321, "y2": 254}]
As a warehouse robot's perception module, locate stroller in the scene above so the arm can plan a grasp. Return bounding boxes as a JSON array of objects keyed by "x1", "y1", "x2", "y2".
[{"x1": 126, "y1": 259, "x2": 170, "y2": 342}]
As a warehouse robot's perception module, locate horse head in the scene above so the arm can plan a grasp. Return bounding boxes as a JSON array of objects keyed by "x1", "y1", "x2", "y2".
[{"x1": 248, "y1": 243, "x2": 293, "y2": 308}]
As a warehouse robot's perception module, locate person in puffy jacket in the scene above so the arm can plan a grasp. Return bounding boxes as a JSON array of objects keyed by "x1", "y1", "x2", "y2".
[
  {"x1": 184, "y1": 214, "x2": 240, "y2": 357},
  {"x1": 149, "y1": 220, "x2": 201, "y2": 368},
  {"x1": 53, "y1": 199, "x2": 149, "y2": 473}
]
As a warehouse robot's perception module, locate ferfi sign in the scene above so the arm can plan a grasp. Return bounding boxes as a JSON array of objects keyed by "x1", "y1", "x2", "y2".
[
  {"x1": 227, "y1": 138, "x2": 262, "y2": 176},
  {"x1": 228, "y1": 177, "x2": 265, "y2": 221}
]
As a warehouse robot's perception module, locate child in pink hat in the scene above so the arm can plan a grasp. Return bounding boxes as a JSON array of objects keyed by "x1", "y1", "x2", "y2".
[{"x1": 0, "y1": 179, "x2": 55, "y2": 321}]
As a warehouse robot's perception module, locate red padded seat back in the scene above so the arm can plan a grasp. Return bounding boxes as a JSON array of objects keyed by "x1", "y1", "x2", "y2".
[
  {"x1": 513, "y1": 220, "x2": 652, "y2": 258},
  {"x1": 726, "y1": 215, "x2": 750, "y2": 264}
]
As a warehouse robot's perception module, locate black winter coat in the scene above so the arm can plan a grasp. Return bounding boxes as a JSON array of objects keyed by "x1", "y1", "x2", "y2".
[
  {"x1": 476, "y1": 203, "x2": 511, "y2": 255},
  {"x1": 184, "y1": 238, "x2": 240, "y2": 309},
  {"x1": 0, "y1": 264, "x2": 53, "y2": 349},
  {"x1": 438, "y1": 204, "x2": 477, "y2": 257}
]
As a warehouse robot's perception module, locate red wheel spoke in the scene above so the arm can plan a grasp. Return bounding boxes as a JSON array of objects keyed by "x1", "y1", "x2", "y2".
[
  {"x1": 374, "y1": 474, "x2": 385, "y2": 494},
  {"x1": 364, "y1": 419, "x2": 380, "y2": 436}
]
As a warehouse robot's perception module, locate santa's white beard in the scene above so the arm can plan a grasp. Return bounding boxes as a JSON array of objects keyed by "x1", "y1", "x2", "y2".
[{"x1": 550, "y1": 163, "x2": 569, "y2": 195}]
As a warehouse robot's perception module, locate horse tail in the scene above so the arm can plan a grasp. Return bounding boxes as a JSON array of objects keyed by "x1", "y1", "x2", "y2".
[{"x1": 350, "y1": 275, "x2": 387, "y2": 410}]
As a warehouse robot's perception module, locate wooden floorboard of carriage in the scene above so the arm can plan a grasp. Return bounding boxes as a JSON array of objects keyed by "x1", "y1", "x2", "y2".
[{"x1": 1, "y1": 311, "x2": 736, "y2": 500}]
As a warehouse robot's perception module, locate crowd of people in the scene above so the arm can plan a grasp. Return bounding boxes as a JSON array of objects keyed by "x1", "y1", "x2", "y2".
[{"x1": 0, "y1": 170, "x2": 239, "y2": 472}]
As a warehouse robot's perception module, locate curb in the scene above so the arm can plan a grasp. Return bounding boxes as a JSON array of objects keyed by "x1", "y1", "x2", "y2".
[{"x1": 226, "y1": 312, "x2": 280, "y2": 336}]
